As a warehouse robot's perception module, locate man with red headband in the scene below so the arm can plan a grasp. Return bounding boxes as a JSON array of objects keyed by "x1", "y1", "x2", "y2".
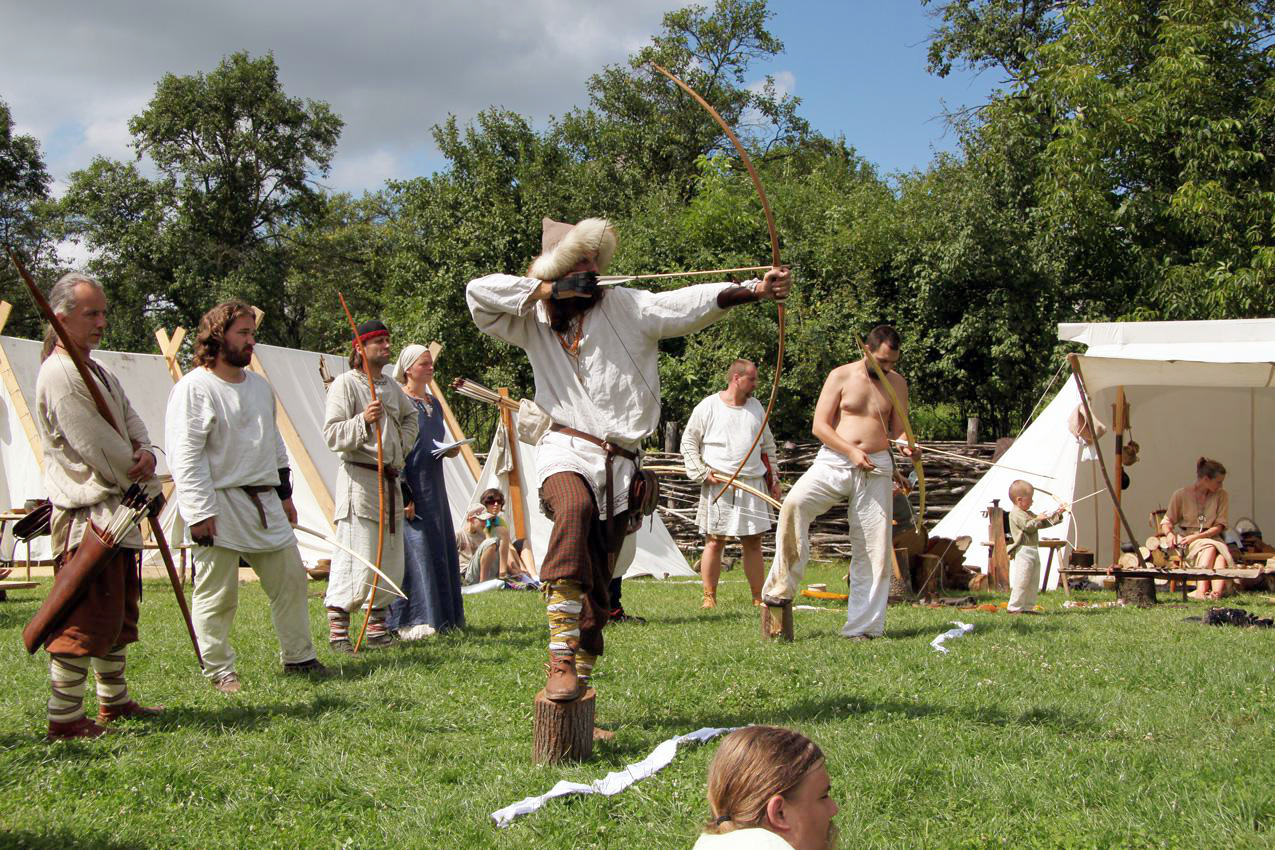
[
  {"x1": 322, "y1": 319, "x2": 418, "y2": 650},
  {"x1": 467, "y1": 217, "x2": 790, "y2": 702}
]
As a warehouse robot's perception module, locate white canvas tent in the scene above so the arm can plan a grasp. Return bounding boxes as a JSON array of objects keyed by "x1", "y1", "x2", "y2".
[
  {"x1": 0, "y1": 318, "x2": 478, "y2": 567},
  {"x1": 472, "y1": 416, "x2": 695, "y2": 580},
  {"x1": 0, "y1": 328, "x2": 184, "y2": 564},
  {"x1": 179, "y1": 340, "x2": 479, "y2": 562},
  {"x1": 933, "y1": 319, "x2": 1275, "y2": 586}
]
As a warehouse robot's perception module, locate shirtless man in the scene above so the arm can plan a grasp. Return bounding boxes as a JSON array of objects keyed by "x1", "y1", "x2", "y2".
[{"x1": 760, "y1": 325, "x2": 916, "y2": 639}]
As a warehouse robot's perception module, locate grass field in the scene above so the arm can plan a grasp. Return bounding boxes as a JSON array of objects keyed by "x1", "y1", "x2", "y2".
[{"x1": 2, "y1": 564, "x2": 1274, "y2": 849}]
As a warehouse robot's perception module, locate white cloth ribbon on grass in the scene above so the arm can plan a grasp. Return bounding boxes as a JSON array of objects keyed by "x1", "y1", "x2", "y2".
[
  {"x1": 491, "y1": 726, "x2": 739, "y2": 828},
  {"x1": 930, "y1": 621, "x2": 974, "y2": 654},
  {"x1": 461, "y1": 578, "x2": 505, "y2": 595}
]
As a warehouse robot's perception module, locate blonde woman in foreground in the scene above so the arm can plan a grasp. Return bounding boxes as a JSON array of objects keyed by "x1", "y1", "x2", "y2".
[{"x1": 694, "y1": 726, "x2": 839, "y2": 850}]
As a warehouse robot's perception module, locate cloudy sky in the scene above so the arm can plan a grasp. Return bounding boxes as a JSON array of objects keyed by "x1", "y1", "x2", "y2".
[{"x1": 3, "y1": 1, "x2": 1000, "y2": 197}]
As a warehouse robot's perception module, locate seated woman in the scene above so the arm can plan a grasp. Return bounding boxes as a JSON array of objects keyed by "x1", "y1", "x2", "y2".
[
  {"x1": 693, "y1": 726, "x2": 839, "y2": 850},
  {"x1": 456, "y1": 488, "x2": 516, "y2": 585},
  {"x1": 1159, "y1": 457, "x2": 1233, "y2": 600}
]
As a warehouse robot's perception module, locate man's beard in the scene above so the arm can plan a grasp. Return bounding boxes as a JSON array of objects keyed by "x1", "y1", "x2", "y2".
[
  {"x1": 547, "y1": 290, "x2": 603, "y2": 332},
  {"x1": 223, "y1": 343, "x2": 253, "y2": 368}
]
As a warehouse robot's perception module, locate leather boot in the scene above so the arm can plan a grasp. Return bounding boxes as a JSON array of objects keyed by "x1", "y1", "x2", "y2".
[
  {"x1": 47, "y1": 716, "x2": 114, "y2": 742},
  {"x1": 545, "y1": 653, "x2": 581, "y2": 702},
  {"x1": 97, "y1": 701, "x2": 164, "y2": 723}
]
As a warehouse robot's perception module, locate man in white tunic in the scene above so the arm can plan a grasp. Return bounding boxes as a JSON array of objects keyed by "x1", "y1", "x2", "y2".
[
  {"x1": 682, "y1": 359, "x2": 781, "y2": 608},
  {"x1": 761, "y1": 326, "x2": 917, "y2": 640},
  {"x1": 467, "y1": 216, "x2": 790, "y2": 701},
  {"x1": 322, "y1": 319, "x2": 418, "y2": 651},
  {"x1": 167, "y1": 301, "x2": 326, "y2": 693},
  {"x1": 34, "y1": 273, "x2": 163, "y2": 740}
]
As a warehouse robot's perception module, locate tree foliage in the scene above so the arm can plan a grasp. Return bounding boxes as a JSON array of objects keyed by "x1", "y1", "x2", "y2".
[
  {"x1": 0, "y1": 98, "x2": 56, "y2": 339},
  {"x1": 10, "y1": 1, "x2": 1275, "y2": 443},
  {"x1": 58, "y1": 51, "x2": 342, "y2": 350}
]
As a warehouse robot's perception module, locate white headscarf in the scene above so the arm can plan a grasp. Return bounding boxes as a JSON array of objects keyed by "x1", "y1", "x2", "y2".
[{"x1": 393, "y1": 343, "x2": 430, "y2": 384}]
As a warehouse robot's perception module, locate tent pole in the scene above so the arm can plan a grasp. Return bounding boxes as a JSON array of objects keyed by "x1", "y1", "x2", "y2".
[
  {"x1": 498, "y1": 387, "x2": 528, "y2": 543},
  {"x1": 154, "y1": 327, "x2": 186, "y2": 383},
  {"x1": 426, "y1": 341, "x2": 482, "y2": 479},
  {"x1": 1111, "y1": 386, "x2": 1127, "y2": 565},
  {"x1": 1068, "y1": 356, "x2": 1147, "y2": 569},
  {"x1": 0, "y1": 303, "x2": 43, "y2": 467}
]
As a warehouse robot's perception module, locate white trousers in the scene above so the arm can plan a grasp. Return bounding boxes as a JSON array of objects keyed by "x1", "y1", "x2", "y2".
[
  {"x1": 1008, "y1": 547, "x2": 1041, "y2": 612},
  {"x1": 762, "y1": 449, "x2": 893, "y2": 637},
  {"x1": 324, "y1": 515, "x2": 405, "y2": 612},
  {"x1": 192, "y1": 543, "x2": 317, "y2": 680}
]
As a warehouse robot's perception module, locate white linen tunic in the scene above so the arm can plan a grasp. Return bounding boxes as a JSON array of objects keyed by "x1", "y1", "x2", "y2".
[
  {"x1": 323, "y1": 369, "x2": 418, "y2": 523},
  {"x1": 35, "y1": 352, "x2": 157, "y2": 553},
  {"x1": 466, "y1": 274, "x2": 736, "y2": 515},
  {"x1": 681, "y1": 394, "x2": 777, "y2": 536},
  {"x1": 165, "y1": 368, "x2": 293, "y2": 552}
]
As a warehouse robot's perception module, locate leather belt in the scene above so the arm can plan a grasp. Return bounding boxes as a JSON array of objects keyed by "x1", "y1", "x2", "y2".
[
  {"x1": 549, "y1": 424, "x2": 637, "y2": 551},
  {"x1": 241, "y1": 486, "x2": 273, "y2": 529},
  {"x1": 351, "y1": 462, "x2": 400, "y2": 533}
]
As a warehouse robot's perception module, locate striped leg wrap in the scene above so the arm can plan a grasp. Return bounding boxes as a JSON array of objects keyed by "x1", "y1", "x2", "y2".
[
  {"x1": 91, "y1": 645, "x2": 129, "y2": 709},
  {"x1": 366, "y1": 610, "x2": 388, "y2": 641},
  {"x1": 48, "y1": 654, "x2": 89, "y2": 725},
  {"x1": 574, "y1": 649, "x2": 597, "y2": 686},
  {"x1": 327, "y1": 608, "x2": 350, "y2": 643},
  {"x1": 545, "y1": 580, "x2": 584, "y2": 656}
]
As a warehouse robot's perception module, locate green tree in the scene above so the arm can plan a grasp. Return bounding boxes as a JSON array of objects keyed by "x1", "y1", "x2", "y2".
[
  {"x1": 0, "y1": 97, "x2": 57, "y2": 339},
  {"x1": 559, "y1": 0, "x2": 809, "y2": 206},
  {"x1": 59, "y1": 52, "x2": 343, "y2": 350}
]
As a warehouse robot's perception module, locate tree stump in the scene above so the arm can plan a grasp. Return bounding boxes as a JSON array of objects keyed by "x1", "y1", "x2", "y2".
[
  {"x1": 532, "y1": 688, "x2": 595, "y2": 764},
  {"x1": 914, "y1": 554, "x2": 942, "y2": 599},
  {"x1": 1116, "y1": 576, "x2": 1157, "y2": 607},
  {"x1": 761, "y1": 602, "x2": 793, "y2": 641}
]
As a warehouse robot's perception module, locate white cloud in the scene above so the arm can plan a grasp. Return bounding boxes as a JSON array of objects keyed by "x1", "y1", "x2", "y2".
[
  {"x1": 1, "y1": 0, "x2": 684, "y2": 194},
  {"x1": 750, "y1": 69, "x2": 796, "y2": 100}
]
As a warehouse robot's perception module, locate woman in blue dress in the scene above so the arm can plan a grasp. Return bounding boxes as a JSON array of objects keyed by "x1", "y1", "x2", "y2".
[{"x1": 387, "y1": 344, "x2": 465, "y2": 638}]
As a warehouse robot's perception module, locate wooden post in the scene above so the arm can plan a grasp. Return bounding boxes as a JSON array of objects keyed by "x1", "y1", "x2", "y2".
[
  {"x1": 425, "y1": 341, "x2": 482, "y2": 479},
  {"x1": 760, "y1": 602, "x2": 793, "y2": 641},
  {"x1": 966, "y1": 416, "x2": 979, "y2": 446},
  {"x1": 986, "y1": 500, "x2": 1010, "y2": 592},
  {"x1": 1111, "y1": 387, "x2": 1127, "y2": 567},
  {"x1": 154, "y1": 326, "x2": 186, "y2": 383},
  {"x1": 532, "y1": 688, "x2": 595, "y2": 763},
  {"x1": 0, "y1": 304, "x2": 44, "y2": 467},
  {"x1": 664, "y1": 420, "x2": 679, "y2": 453},
  {"x1": 498, "y1": 388, "x2": 528, "y2": 543},
  {"x1": 244, "y1": 340, "x2": 337, "y2": 527},
  {"x1": 430, "y1": 378, "x2": 481, "y2": 479}
]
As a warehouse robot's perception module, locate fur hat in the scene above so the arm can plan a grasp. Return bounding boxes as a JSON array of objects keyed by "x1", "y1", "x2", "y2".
[{"x1": 528, "y1": 217, "x2": 617, "y2": 281}]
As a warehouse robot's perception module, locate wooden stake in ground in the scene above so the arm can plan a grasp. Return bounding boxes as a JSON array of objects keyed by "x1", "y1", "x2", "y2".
[
  {"x1": 532, "y1": 688, "x2": 595, "y2": 764},
  {"x1": 761, "y1": 602, "x2": 793, "y2": 641}
]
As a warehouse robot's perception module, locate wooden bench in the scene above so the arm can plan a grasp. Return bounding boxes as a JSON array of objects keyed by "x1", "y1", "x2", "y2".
[{"x1": 1062, "y1": 565, "x2": 1275, "y2": 601}]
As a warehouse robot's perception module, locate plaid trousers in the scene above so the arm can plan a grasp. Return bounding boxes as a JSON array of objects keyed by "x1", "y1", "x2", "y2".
[{"x1": 538, "y1": 471, "x2": 619, "y2": 655}]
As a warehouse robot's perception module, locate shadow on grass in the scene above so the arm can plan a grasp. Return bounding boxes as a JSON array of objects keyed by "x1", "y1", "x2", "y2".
[
  {"x1": 150, "y1": 693, "x2": 354, "y2": 735},
  {"x1": 618, "y1": 691, "x2": 1094, "y2": 751},
  {"x1": 1, "y1": 829, "x2": 144, "y2": 850}
]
